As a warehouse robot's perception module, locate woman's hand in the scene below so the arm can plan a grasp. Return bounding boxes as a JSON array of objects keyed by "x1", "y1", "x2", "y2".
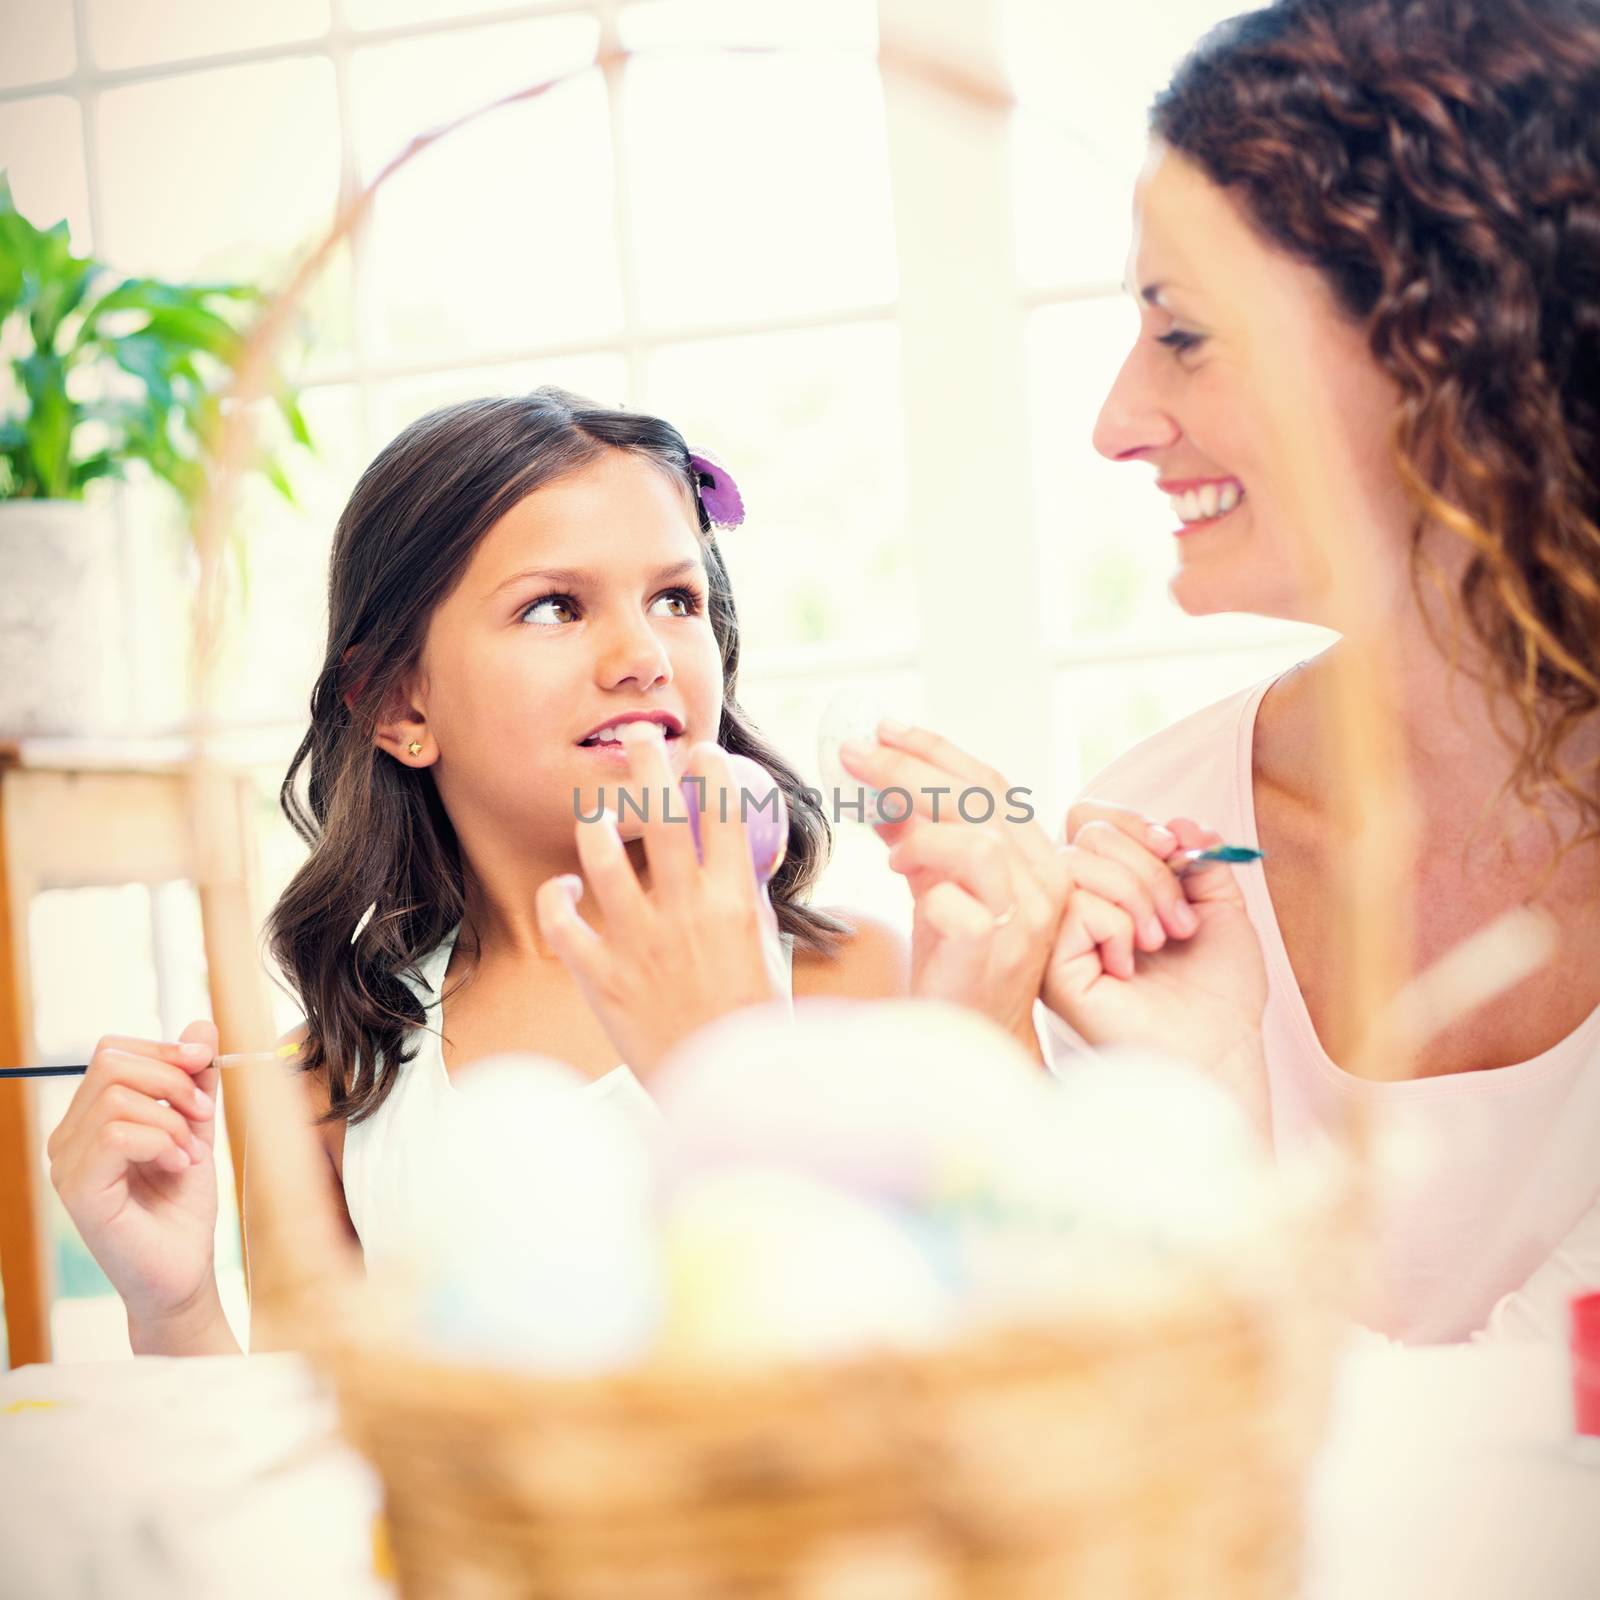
[
  {"x1": 1045, "y1": 810, "x2": 1270, "y2": 1129},
  {"x1": 535, "y1": 726, "x2": 785, "y2": 1076},
  {"x1": 46, "y1": 1020, "x2": 225, "y2": 1341},
  {"x1": 838, "y1": 723, "x2": 1073, "y2": 1050}
]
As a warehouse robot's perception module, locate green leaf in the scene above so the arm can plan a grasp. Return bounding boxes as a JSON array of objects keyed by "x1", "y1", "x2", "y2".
[
  {"x1": 71, "y1": 450, "x2": 122, "y2": 490},
  {"x1": 261, "y1": 455, "x2": 298, "y2": 506},
  {"x1": 110, "y1": 335, "x2": 175, "y2": 412},
  {"x1": 0, "y1": 208, "x2": 45, "y2": 324},
  {"x1": 28, "y1": 251, "x2": 100, "y2": 354},
  {"x1": 75, "y1": 277, "x2": 236, "y2": 348},
  {"x1": 17, "y1": 354, "x2": 72, "y2": 498},
  {"x1": 276, "y1": 388, "x2": 315, "y2": 451},
  {"x1": 139, "y1": 303, "x2": 244, "y2": 362}
]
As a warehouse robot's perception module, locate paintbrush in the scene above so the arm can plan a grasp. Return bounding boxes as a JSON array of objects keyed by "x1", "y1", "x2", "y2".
[
  {"x1": 0, "y1": 1042, "x2": 302, "y2": 1080},
  {"x1": 1171, "y1": 843, "x2": 1264, "y2": 876}
]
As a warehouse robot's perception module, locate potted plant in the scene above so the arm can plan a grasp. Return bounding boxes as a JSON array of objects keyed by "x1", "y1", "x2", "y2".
[{"x1": 0, "y1": 172, "x2": 311, "y2": 738}]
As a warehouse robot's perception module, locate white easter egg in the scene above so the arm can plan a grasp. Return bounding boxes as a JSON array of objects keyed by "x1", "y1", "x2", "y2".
[
  {"x1": 1020, "y1": 1047, "x2": 1270, "y2": 1248},
  {"x1": 661, "y1": 1168, "x2": 955, "y2": 1364}
]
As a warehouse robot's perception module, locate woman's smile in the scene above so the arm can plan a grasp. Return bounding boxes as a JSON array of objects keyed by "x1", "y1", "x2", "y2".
[{"x1": 1158, "y1": 475, "x2": 1247, "y2": 537}]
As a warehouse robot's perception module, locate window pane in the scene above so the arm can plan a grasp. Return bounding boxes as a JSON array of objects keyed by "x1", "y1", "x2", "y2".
[
  {"x1": 0, "y1": 0, "x2": 75, "y2": 89},
  {"x1": 86, "y1": 0, "x2": 329, "y2": 72},
  {"x1": 619, "y1": 0, "x2": 877, "y2": 52},
  {"x1": 1028, "y1": 297, "x2": 1200, "y2": 646},
  {"x1": 0, "y1": 94, "x2": 92, "y2": 252},
  {"x1": 1011, "y1": 113, "x2": 1131, "y2": 290},
  {"x1": 343, "y1": 0, "x2": 547, "y2": 29},
  {"x1": 622, "y1": 53, "x2": 896, "y2": 326},
  {"x1": 645, "y1": 322, "x2": 913, "y2": 656},
  {"x1": 1050, "y1": 642, "x2": 1328, "y2": 806},
  {"x1": 219, "y1": 384, "x2": 367, "y2": 726},
  {"x1": 371, "y1": 354, "x2": 630, "y2": 445},
  {"x1": 1004, "y1": 0, "x2": 1240, "y2": 292},
  {"x1": 350, "y1": 18, "x2": 621, "y2": 363},
  {"x1": 95, "y1": 59, "x2": 346, "y2": 361}
]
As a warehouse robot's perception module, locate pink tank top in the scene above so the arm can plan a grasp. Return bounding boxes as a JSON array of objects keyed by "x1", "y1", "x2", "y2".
[{"x1": 1069, "y1": 671, "x2": 1600, "y2": 1343}]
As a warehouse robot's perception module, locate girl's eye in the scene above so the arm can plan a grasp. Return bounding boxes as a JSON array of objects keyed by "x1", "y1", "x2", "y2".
[
  {"x1": 520, "y1": 594, "x2": 579, "y2": 627},
  {"x1": 1156, "y1": 328, "x2": 1205, "y2": 356},
  {"x1": 650, "y1": 585, "x2": 703, "y2": 618}
]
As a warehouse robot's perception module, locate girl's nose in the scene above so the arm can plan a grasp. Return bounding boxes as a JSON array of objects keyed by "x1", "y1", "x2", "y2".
[
  {"x1": 1092, "y1": 345, "x2": 1182, "y2": 461},
  {"x1": 595, "y1": 614, "x2": 672, "y2": 692}
]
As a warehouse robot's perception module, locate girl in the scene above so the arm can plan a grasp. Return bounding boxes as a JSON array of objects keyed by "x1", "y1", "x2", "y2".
[
  {"x1": 47, "y1": 388, "x2": 913, "y2": 1355},
  {"x1": 49, "y1": 389, "x2": 1257, "y2": 1359},
  {"x1": 845, "y1": 0, "x2": 1600, "y2": 1342}
]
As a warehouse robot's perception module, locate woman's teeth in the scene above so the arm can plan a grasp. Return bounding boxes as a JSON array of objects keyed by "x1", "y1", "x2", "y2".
[{"x1": 1169, "y1": 480, "x2": 1244, "y2": 524}]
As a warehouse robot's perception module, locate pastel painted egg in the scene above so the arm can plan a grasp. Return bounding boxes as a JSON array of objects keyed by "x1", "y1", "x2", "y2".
[
  {"x1": 660, "y1": 1168, "x2": 955, "y2": 1364},
  {"x1": 680, "y1": 751, "x2": 788, "y2": 885}
]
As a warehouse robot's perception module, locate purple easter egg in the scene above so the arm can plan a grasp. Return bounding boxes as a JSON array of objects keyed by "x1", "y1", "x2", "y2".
[{"x1": 680, "y1": 752, "x2": 788, "y2": 885}]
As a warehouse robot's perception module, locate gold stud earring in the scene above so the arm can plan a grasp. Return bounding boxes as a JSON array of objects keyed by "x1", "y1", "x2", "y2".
[{"x1": 407, "y1": 741, "x2": 423, "y2": 757}]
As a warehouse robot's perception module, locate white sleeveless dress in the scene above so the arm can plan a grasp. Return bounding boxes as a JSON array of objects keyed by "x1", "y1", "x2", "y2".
[{"x1": 342, "y1": 922, "x2": 795, "y2": 1269}]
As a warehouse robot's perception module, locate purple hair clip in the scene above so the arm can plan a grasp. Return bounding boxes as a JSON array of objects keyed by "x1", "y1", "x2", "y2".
[{"x1": 687, "y1": 448, "x2": 745, "y2": 529}]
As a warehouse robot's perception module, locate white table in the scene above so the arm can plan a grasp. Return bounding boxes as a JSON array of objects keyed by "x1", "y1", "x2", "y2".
[{"x1": 2, "y1": 1339, "x2": 1596, "y2": 1598}]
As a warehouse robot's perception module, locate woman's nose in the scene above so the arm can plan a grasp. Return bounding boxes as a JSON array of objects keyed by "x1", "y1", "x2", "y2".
[
  {"x1": 1093, "y1": 345, "x2": 1182, "y2": 461},
  {"x1": 595, "y1": 614, "x2": 672, "y2": 692}
]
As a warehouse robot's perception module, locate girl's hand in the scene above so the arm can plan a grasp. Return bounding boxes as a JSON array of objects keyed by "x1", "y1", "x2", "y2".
[
  {"x1": 535, "y1": 727, "x2": 785, "y2": 1076},
  {"x1": 46, "y1": 1020, "x2": 222, "y2": 1333},
  {"x1": 1043, "y1": 815, "x2": 1270, "y2": 1128},
  {"x1": 838, "y1": 723, "x2": 1073, "y2": 1049}
]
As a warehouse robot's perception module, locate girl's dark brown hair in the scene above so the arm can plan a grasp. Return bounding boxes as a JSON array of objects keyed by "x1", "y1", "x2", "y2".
[
  {"x1": 1153, "y1": 0, "x2": 1600, "y2": 836},
  {"x1": 268, "y1": 387, "x2": 845, "y2": 1126}
]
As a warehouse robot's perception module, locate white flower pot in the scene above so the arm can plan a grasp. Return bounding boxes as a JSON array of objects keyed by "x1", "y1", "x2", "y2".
[{"x1": 0, "y1": 498, "x2": 129, "y2": 738}]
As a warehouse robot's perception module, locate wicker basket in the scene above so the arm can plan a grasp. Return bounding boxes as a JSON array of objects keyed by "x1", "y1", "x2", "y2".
[
  {"x1": 240, "y1": 1015, "x2": 1358, "y2": 1600},
  {"x1": 306, "y1": 1222, "x2": 1353, "y2": 1600}
]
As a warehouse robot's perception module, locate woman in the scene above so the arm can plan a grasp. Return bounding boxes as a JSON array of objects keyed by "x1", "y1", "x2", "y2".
[{"x1": 845, "y1": 0, "x2": 1600, "y2": 1342}]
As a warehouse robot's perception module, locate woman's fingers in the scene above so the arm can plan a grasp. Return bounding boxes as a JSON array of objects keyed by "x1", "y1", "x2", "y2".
[
  {"x1": 838, "y1": 738, "x2": 985, "y2": 822},
  {"x1": 841, "y1": 729, "x2": 1060, "y2": 880},
  {"x1": 1058, "y1": 848, "x2": 1168, "y2": 953},
  {"x1": 888, "y1": 822, "x2": 1018, "y2": 924},
  {"x1": 912, "y1": 881, "x2": 1005, "y2": 1001},
  {"x1": 1065, "y1": 800, "x2": 1179, "y2": 857},
  {"x1": 1164, "y1": 818, "x2": 1247, "y2": 908},
  {"x1": 1072, "y1": 820, "x2": 1199, "y2": 939},
  {"x1": 1061, "y1": 888, "x2": 1138, "y2": 981},
  {"x1": 869, "y1": 722, "x2": 1000, "y2": 788}
]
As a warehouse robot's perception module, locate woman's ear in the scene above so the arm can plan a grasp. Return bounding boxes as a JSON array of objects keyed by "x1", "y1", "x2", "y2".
[{"x1": 372, "y1": 675, "x2": 435, "y2": 766}]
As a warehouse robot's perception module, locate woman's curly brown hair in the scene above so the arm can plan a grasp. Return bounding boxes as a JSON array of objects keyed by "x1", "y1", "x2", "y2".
[{"x1": 1153, "y1": 0, "x2": 1600, "y2": 838}]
